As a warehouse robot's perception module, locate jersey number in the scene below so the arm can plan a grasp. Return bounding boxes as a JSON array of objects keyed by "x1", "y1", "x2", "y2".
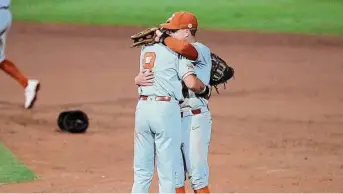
[{"x1": 142, "y1": 52, "x2": 156, "y2": 70}]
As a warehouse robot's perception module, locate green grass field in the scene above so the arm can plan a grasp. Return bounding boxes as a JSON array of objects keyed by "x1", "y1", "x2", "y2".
[
  {"x1": 12, "y1": 0, "x2": 343, "y2": 35},
  {"x1": 0, "y1": 142, "x2": 36, "y2": 184}
]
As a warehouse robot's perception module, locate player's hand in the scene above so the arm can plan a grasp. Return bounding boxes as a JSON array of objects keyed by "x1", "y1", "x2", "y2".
[
  {"x1": 135, "y1": 71, "x2": 154, "y2": 86},
  {"x1": 154, "y1": 30, "x2": 163, "y2": 42}
]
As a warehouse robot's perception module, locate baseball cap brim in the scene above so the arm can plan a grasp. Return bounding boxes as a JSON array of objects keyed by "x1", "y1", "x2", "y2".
[{"x1": 160, "y1": 22, "x2": 180, "y2": 30}]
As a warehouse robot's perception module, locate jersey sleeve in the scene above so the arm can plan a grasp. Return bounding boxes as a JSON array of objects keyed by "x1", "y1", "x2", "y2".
[
  {"x1": 193, "y1": 43, "x2": 212, "y2": 85},
  {"x1": 178, "y1": 58, "x2": 195, "y2": 80},
  {"x1": 164, "y1": 37, "x2": 198, "y2": 61}
]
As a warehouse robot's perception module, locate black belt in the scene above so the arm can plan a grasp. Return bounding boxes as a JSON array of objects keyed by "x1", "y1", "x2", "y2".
[{"x1": 0, "y1": 6, "x2": 9, "y2": 9}]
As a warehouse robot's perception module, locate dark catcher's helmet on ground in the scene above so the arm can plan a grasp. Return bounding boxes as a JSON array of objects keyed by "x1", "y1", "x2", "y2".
[{"x1": 57, "y1": 110, "x2": 89, "y2": 133}]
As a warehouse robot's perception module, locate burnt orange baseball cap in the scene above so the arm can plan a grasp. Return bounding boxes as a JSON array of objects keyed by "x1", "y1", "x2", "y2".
[{"x1": 160, "y1": 11, "x2": 198, "y2": 30}]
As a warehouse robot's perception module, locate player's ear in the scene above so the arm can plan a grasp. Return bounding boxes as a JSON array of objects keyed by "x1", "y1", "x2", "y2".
[{"x1": 184, "y1": 29, "x2": 191, "y2": 38}]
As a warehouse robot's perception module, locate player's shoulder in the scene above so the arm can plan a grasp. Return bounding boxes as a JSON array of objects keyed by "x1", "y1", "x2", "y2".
[
  {"x1": 192, "y1": 42, "x2": 211, "y2": 53},
  {"x1": 192, "y1": 42, "x2": 211, "y2": 59},
  {"x1": 141, "y1": 43, "x2": 162, "y2": 50},
  {"x1": 192, "y1": 42, "x2": 211, "y2": 61},
  {"x1": 142, "y1": 43, "x2": 178, "y2": 56}
]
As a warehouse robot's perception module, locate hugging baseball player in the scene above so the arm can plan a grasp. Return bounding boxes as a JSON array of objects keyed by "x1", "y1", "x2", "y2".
[
  {"x1": 131, "y1": 28, "x2": 211, "y2": 193},
  {"x1": 0, "y1": 0, "x2": 40, "y2": 109},
  {"x1": 161, "y1": 12, "x2": 213, "y2": 193}
]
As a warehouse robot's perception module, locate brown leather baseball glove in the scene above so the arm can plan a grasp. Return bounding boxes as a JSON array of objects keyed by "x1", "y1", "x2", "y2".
[{"x1": 130, "y1": 27, "x2": 159, "y2": 48}]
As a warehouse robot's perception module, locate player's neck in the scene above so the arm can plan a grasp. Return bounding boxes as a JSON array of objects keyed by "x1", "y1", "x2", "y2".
[{"x1": 186, "y1": 36, "x2": 196, "y2": 43}]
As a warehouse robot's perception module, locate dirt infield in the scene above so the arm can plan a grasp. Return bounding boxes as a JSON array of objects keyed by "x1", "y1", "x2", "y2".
[{"x1": 0, "y1": 22, "x2": 343, "y2": 193}]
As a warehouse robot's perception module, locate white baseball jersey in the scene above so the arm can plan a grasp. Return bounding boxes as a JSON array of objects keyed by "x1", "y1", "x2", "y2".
[
  {"x1": 138, "y1": 43, "x2": 195, "y2": 102},
  {"x1": 181, "y1": 42, "x2": 212, "y2": 110},
  {"x1": 0, "y1": 0, "x2": 10, "y2": 7}
]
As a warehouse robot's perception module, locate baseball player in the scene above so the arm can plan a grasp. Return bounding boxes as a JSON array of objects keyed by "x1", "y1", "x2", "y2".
[
  {"x1": 0, "y1": 0, "x2": 40, "y2": 109},
  {"x1": 135, "y1": 11, "x2": 212, "y2": 193},
  {"x1": 132, "y1": 33, "x2": 211, "y2": 194}
]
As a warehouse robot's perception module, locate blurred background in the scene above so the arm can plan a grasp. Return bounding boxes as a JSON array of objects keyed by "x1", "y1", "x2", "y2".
[{"x1": 12, "y1": 0, "x2": 343, "y2": 35}]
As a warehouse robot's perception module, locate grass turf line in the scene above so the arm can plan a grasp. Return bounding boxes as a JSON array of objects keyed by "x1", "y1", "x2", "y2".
[{"x1": 0, "y1": 142, "x2": 37, "y2": 184}]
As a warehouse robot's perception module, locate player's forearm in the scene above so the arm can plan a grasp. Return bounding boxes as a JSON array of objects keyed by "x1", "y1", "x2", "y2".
[
  {"x1": 183, "y1": 74, "x2": 206, "y2": 94},
  {"x1": 164, "y1": 37, "x2": 198, "y2": 61}
]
